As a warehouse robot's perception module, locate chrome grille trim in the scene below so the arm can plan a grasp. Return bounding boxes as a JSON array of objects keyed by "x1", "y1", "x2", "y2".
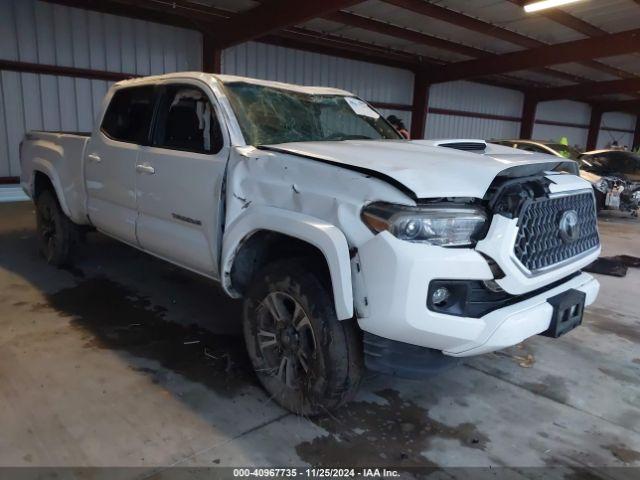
[{"x1": 512, "y1": 190, "x2": 600, "y2": 275}]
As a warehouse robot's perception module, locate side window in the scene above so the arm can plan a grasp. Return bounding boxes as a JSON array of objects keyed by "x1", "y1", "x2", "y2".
[
  {"x1": 519, "y1": 144, "x2": 542, "y2": 153},
  {"x1": 153, "y1": 85, "x2": 223, "y2": 154},
  {"x1": 603, "y1": 154, "x2": 626, "y2": 174},
  {"x1": 101, "y1": 86, "x2": 155, "y2": 144}
]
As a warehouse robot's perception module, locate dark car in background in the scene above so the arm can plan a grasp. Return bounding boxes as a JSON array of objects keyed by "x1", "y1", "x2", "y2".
[
  {"x1": 489, "y1": 140, "x2": 640, "y2": 217},
  {"x1": 579, "y1": 150, "x2": 640, "y2": 216}
]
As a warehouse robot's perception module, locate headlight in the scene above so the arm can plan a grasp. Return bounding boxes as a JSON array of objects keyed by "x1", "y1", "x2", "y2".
[{"x1": 361, "y1": 202, "x2": 488, "y2": 247}]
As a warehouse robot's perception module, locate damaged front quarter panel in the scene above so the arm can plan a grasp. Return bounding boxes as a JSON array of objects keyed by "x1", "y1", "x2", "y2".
[{"x1": 219, "y1": 146, "x2": 414, "y2": 320}]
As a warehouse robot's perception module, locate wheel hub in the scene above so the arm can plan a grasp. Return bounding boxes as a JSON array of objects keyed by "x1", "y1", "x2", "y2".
[
  {"x1": 256, "y1": 292, "x2": 317, "y2": 390},
  {"x1": 278, "y1": 326, "x2": 300, "y2": 351}
]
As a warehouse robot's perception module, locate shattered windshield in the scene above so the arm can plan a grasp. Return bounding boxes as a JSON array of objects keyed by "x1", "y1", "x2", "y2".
[{"x1": 222, "y1": 82, "x2": 401, "y2": 145}]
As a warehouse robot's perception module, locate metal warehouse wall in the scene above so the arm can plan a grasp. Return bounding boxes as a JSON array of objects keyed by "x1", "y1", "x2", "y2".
[
  {"x1": 0, "y1": 0, "x2": 202, "y2": 178},
  {"x1": 425, "y1": 81, "x2": 523, "y2": 140},
  {"x1": 221, "y1": 41, "x2": 414, "y2": 128},
  {"x1": 533, "y1": 100, "x2": 591, "y2": 149},
  {"x1": 598, "y1": 112, "x2": 636, "y2": 149}
]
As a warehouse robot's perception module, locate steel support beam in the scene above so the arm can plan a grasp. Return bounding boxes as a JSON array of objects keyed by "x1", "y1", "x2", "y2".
[
  {"x1": 520, "y1": 96, "x2": 538, "y2": 139},
  {"x1": 428, "y1": 29, "x2": 640, "y2": 83},
  {"x1": 594, "y1": 99, "x2": 640, "y2": 114},
  {"x1": 384, "y1": 0, "x2": 538, "y2": 47},
  {"x1": 536, "y1": 78, "x2": 640, "y2": 102},
  {"x1": 507, "y1": 0, "x2": 606, "y2": 37},
  {"x1": 0, "y1": 177, "x2": 20, "y2": 185},
  {"x1": 506, "y1": 0, "x2": 636, "y2": 80},
  {"x1": 410, "y1": 73, "x2": 430, "y2": 139},
  {"x1": 0, "y1": 59, "x2": 136, "y2": 81},
  {"x1": 385, "y1": 0, "x2": 634, "y2": 82},
  {"x1": 43, "y1": 0, "x2": 204, "y2": 30},
  {"x1": 262, "y1": 29, "x2": 427, "y2": 71},
  {"x1": 326, "y1": 11, "x2": 588, "y2": 84},
  {"x1": 325, "y1": 11, "x2": 487, "y2": 58},
  {"x1": 212, "y1": 0, "x2": 364, "y2": 49},
  {"x1": 202, "y1": 34, "x2": 221, "y2": 73},
  {"x1": 587, "y1": 108, "x2": 603, "y2": 151}
]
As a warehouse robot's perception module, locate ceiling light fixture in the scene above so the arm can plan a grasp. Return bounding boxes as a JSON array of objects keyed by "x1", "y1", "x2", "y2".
[{"x1": 523, "y1": 0, "x2": 585, "y2": 13}]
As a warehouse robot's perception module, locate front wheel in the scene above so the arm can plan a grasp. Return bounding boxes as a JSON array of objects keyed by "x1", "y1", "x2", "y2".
[
  {"x1": 242, "y1": 259, "x2": 363, "y2": 415},
  {"x1": 35, "y1": 189, "x2": 77, "y2": 266}
]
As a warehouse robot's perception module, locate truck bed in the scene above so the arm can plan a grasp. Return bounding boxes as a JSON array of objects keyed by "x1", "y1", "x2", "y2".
[{"x1": 20, "y1": 130, "x2": 92, "y2": 225}]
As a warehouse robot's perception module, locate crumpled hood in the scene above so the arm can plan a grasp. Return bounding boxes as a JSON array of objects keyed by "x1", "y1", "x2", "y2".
[{"x1": 263, "y1": 140, "x2": 576, "y2": 199}]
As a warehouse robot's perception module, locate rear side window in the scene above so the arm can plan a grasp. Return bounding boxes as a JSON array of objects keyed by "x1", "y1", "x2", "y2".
[
  {"x1": 101, "y1": 86, "x2": 155, "y2": 144},
  {"x1": 153, "y1": 85, "x2": 223, "y2": 154}
]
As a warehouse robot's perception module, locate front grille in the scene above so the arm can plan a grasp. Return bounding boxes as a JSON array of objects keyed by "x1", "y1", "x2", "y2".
[{"x1": 514, "y1": 192, "x2": 599, "y2": 273}]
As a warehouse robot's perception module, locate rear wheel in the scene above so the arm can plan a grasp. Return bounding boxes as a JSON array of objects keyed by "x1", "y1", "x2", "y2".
[
  {"x1": 35, "y1": 189, "x2": 77, "y2": 266},
  {"x1": 242, "y1": 259, "x2": 363, "y2": 416}
]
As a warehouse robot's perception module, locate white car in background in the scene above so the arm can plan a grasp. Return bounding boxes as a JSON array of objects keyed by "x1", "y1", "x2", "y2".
[{"x1": 20, "y1": 73, "x2": 600, "y2": 414}]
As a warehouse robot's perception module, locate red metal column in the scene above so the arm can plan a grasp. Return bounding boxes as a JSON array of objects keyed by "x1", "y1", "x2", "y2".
[
  {"x1": 519, "y1": 95, "x2": 537, "y2": 139},
  {"x1": 633, "y1": 115, "x2": 640, "y2": 151},
  {"x1": 202, "y1": 33, "x2": 221, "y2": 73},
  {"x1": 410, "y1": 72, "x2": 430, "y2": 140},
  {"x1": 586, "y1": 107, "x2": 603, "y2": 151}
]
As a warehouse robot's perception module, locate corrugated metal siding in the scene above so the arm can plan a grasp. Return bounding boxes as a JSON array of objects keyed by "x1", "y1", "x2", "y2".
[
  {"x1": 425, "y1": 81, "x2": 522, "y2": 139},
  {"x1": 221, "y1": 42, "x2": 414, "y2": 105},
  {"x1": 598, "y1": 112, "x2": 636, "y2": 149},
  {"x1": 425, "y1": 115, "x2": 520, "y2": 140},
  {"x1": 430, "y1": 81, "x2": 524, "y2": 117},
  {"x1": 534, "y1": 100, "x2": 591, "y2": 149},
  {"x1": 536, "y1": 100, "x2": 591, "y2": 125},
  {"x1": 532, "y1": 124, "x2": 588, "y2": 150},
  {"x1": 0, "y1": 0, "x2": 202, "y2": 74},
  {"x1": 0, "y1": 0, "x2": 202, "y2": 177}
]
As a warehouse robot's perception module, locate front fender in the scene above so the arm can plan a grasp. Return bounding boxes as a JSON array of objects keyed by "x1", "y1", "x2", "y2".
[{"x1": 221, "y1": 206, "x2": 354, "y2": 320}]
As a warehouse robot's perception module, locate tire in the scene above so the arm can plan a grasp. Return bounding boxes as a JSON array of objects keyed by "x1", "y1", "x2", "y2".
[
  {"x1": 35, "y1": 189, "x2": 77, "y2": 266},
  {"x1": 242, "y1": 258, "x2": 363, "y2": 416}
]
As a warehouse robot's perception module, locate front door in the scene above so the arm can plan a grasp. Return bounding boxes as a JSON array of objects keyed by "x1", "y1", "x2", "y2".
[
  {"x1": 85, "y1": 85, "x2": 156, "y2": 244},
  {"x1": 135, "y1": 82, "x2": 229, "y2": 277}
]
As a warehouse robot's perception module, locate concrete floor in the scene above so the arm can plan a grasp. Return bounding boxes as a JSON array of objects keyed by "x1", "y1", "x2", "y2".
[{"x1": 1, "y1": 201, "x2": 639, "y2": 474}]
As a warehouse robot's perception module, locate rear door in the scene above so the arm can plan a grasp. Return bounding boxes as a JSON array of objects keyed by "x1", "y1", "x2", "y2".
[
  {"x1": 135, "y1": 81, "x2": 229, "y2": 277},
  {"x1": 85, "y1": 85, "x2": 156, "y2": 244}
]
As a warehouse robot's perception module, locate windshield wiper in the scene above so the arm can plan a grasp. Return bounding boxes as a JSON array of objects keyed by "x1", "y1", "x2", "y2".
[{"x1": 323, "y1": 134, "x2": 373, "y2": 141}]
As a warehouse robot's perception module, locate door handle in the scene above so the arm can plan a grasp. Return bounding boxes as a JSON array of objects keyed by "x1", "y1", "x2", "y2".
[
  {"x1": 87, "y1": 153, "x2": 101, "y2": 163},
  {"x1": 136, "y1": 163, "x2": 155, "y2": 175}
]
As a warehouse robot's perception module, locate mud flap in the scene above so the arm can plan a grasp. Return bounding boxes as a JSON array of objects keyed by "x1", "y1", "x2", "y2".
[{"x1": 363, "y1": 332, "x2": 460, "y2": 379}]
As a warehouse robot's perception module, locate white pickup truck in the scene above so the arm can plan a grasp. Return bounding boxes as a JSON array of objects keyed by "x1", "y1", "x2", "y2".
[{"x1": 20, "y1": 72, "x2": 601, "y2": 415}]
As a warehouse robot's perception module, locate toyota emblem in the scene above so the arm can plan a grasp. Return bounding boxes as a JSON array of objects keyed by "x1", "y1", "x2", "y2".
[{"x1": 559, "y1": 210, "x2": 580, "y2": 243}]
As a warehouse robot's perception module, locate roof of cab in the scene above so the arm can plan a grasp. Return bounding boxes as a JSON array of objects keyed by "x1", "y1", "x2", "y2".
[{"x1": 114, "y1": 71, "x2": 353, "y2": 96}]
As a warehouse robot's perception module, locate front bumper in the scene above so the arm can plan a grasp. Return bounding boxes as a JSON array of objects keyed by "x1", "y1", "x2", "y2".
[{"x1": 354, "y1": 231, "x2": 599, "y2": 357}]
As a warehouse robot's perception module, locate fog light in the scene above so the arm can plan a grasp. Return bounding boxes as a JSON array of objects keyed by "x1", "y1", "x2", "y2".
[{"x1": 432, "y1": 287, "x2": 450, "y2": 306}]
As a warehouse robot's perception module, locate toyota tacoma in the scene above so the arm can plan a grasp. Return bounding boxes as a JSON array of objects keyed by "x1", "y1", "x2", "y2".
[{"x1": 20, "y1": 73, "x2": 601, "y2": 414}]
